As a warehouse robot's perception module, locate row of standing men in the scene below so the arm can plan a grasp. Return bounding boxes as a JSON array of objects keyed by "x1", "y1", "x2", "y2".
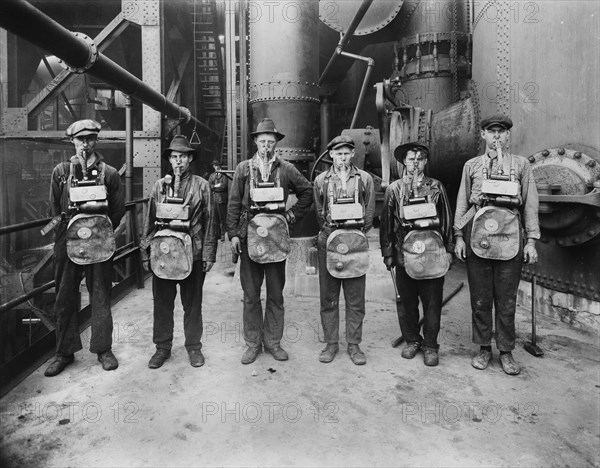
[{"x1": 43, "y1": 114, "x2": 539, "y2": 378}]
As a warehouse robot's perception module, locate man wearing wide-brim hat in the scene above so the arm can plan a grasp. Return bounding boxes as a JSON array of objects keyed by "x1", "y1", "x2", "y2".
[
  {"x1": 380, "y1": 140, "x2": 454, "y2": 367},
  {"x1": 454, "y1": 114, "x2": 540, "y2": 375},
  {"x1": 141, "y1": 134, "x2": 218, "y2": 369},
  {"x1": 208, "y1": 159, "x2": 229, "y2": 242},
  {"x1": 44, "y1": 119, "x2": 126, "y2": 377},
  {"x1": 226, "y1": 118, "x2": 313, "y2": 364}
]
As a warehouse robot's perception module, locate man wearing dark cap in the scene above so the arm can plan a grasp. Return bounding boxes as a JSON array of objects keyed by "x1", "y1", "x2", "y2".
[
  {"x1": 208, "y1": 160, "x2": 229, "y2": 242},
  {"x1": 227, "y1": 118, "x2": 313, "y2": 364},
  {"x1": 141, "y1": 135, "x2": 217, "y2": 369},
  {"x1": 380, "y1": 142, "x2": 453, "y2": 366},
  {"x1": 44, "y1": 119, "x2": 125, "y2": 376},
  {"x1": 313, "y1": 135, "x2": 375, "y2": 365},
  {"x1": 454, "y1": 114, "x2": 539, "y2": 375}
]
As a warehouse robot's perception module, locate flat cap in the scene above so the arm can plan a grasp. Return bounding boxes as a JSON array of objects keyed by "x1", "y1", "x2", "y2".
[
  {"x1": 480, "y1": 114, "x2": 513, "y2": 130},
  {"x1": 66, "y1": 119, "x2": 101, "y2": 137},
  {"x1": 394, "y1": 141, "x2": 430, "y2": 162},
  {"x1": 327, "y1": 135, "x2": 355, "y2": 151}
]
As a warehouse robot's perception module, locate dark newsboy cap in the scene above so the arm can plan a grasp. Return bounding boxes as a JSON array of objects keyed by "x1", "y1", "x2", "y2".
[
  {"x1": 327, "y1": 135, "x2": 356, "y2": 151},
  {"x1": 480, "y1": 114, "x2": 513, "y2": 130},
  {"x1": 161, "y1": 135, "x2": 197, "y2": 160},
  {"x1": 394, "y1": 141, "x2": 430, "y2": 162},
  {"x1": 66, "y1": 119, "x2": 101, "y2": 138}
]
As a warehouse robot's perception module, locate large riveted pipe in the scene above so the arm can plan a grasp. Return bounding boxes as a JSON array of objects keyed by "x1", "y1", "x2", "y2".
[{"x1": 0, "y1": 0, "x2": 215, "y2": 134}]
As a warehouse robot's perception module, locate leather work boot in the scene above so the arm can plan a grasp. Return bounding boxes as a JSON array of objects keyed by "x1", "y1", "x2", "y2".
[
  {"x1": 471, "y1": 349, "x2": 492, "y2": 370},
  {"x1": 97, "y1": 349, "x2": 119, "y2": 371},
  {"x1": 500, "y1": 352, "x2": 521, "y2": 375},
  {"x1": 347, "y1": 344, "x2": 366, "y2": 365},
  {"x1": 188, "y1": 349, "x2": 205, "y2": 367},
  {"x1": 241, "y1": 346, "x2": 262, "y2": 365},
  {"x1": 44, "y1": 354, "x2": 74, "y2": 377},
  {"x1": 319, "y1": 343, "x2": 339, "y2": 363},
  {"x1": 148, "y1": 349, "x2": 171, "y2": 369},
  {"x1": 265, "y1": 345, "x2": 289, "y2": 361},
  {"x1": 423, "y1": 349, "x2": 439, "y2": 367},
  {"x1": 401, "y1": 341, "x2": 421, "y2": 359}
]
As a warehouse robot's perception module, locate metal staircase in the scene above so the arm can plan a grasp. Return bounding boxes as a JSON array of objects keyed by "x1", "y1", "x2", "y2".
[{"x1": 191, "y1": 0, "x2": 225, "y2": 123}]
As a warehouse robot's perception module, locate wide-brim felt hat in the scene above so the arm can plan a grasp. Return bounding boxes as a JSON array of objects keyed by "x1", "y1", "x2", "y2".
[
  {"x1": 394, "y1": 141, "x2": 430, "y2": 162},
  {"x1": 66, "y1": 119, "x2": 101, "y2": 138},
  {"x1": 249, "y1": 118, "x2": 285, "y2": 141},
  {"x1": 162, "y1": 135, "x2": 197, "y2": 160},
  {"x1": 480, "y1": 114, "x2": 513, "y2": 130}
]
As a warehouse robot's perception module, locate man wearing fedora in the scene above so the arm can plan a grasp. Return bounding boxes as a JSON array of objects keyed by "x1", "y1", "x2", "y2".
[
  {"x1": 141, "y1": 135, "x2": 218, "y2": 369},
  {"x1": 44, "y1": 119, "x2": 125, "y2": 377},
  {"x1": 208, "y1": 159, "x2": 229, "y2": 242},
  {"x1": 226, "y1": 118, "x2": 313, "y2": 364},
  {"x1": 313, "y1": 135, "x2": 375, "y2": 365},
  {"x1": 380, "y1": 141, "x2": 453, "y2": 367},
  {"x1": 454, "y1": 114, "x2": 539, "y2": 375}
]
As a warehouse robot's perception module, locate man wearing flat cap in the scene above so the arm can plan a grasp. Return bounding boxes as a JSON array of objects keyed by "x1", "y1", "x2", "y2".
[
  {"x1": 313, "y1": 135, "x2": 375, "y2": 365},
  {"x1": 44, "y1": 119, "x2": 125, "y2": 377},
  {"x1": 454, "y1": 114, "x2": 539, "y2": 375},
  {"x1": 208, "y1": 159, "x2": 229, "y2": 242},
  {"x1": 227, "y1": 118, "x2": 313, "y2": 364},
  {"x1": 141, "y1": 135, "x2": 217, "y2": 369},
  {"x1": 380, "y1": 141, "x2": 453, "y2": 366}
]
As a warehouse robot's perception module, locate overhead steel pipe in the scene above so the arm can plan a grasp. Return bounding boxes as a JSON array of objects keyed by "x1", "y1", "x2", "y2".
[{"x1": 0, "y1": 0, "x2": 215, "y2": 134}]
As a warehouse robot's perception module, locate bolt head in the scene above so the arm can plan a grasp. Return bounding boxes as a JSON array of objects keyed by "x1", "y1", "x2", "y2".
[
  {"x1": 558, "y1": 148, "x2": 566, "y2": 155},
  {"x1": 542, "y1": 150, "x2": 550, "y2": 157}
]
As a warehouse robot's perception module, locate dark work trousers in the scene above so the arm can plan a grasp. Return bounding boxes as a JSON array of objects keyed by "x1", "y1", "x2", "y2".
[
  {"x1": 317, "y1": 232, "x2": 366, "y2": 345},
  {"x1": 152, "y1": 260, "x2": 206, "y2": 351},
  {"x1": 239, "y1": 240, "x2": 286, "y2": 349},
  {"x1": 213, "y1": 199, "x2": 228, "y2": 239},
  {"x1": 53, "y1": 236, "x2": 113, "y2": 357},
  {"x1": 395, "y1": 265, "x2": 444, "y2": 350},
  {"x1": 464, "y1": 220, "x2": 524, "y2": 352}
]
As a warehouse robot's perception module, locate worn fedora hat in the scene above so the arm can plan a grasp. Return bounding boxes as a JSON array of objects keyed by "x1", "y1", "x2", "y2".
[
  {"x1": 394, "y1": 141, "x2": 430, "y2": 162},
  {"x1": 66, "y1": 119, "x2": 101, "y2": 138},
  {"x1": 480, "y1": 114, "x2": 513, "y2": 130},
  {"x1": 162, "y1": 135, "x2": 197, "y2": 160},
  {"x1": 250, "y1": 118, "x2": 285, "y2": 141}
]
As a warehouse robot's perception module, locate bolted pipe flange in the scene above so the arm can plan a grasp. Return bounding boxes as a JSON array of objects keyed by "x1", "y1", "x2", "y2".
[{"x1": 58, "y1": 32, "x2": 98, "y2": 74}]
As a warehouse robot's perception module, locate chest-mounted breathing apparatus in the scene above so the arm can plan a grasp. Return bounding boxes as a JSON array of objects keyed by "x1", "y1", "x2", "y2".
[
  {"x1": 325, "y1": 173, "x2": 369, "y2": 279},
  {"x1": 65, "y1": 154, "x2": 115, "y2": 265},
  {"x1": 471, "y1": 141, "x2": 522, "y2": 260},
  {"x1": 246, "y1": 157, "x2": 290, "y2": 263},
  {"x1": 150, "y1": 167, "x2": 194, "y2": 279}
]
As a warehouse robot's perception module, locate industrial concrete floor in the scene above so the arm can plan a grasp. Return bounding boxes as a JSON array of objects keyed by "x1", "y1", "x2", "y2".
[{"x1": 1, "y1": 232, "x2": 599, "y2": 467}]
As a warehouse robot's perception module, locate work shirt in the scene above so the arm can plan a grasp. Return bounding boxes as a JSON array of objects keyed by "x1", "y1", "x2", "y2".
[
  {"x1": 313, "y1": 164, "x2": 376, "y2": 237},
  {"x1": 379, "y1": 175, "x2": 454, "y2": 258},
  {"x1": 208, "y1": 171, "x2": 229, "y2": 204},
  {"x1": 49, "y1": 152, "x2": 125, "y2": 239},
  {"x1": 454, "y1": 153, "x2": 540, "y2": 239},
  {"x1": 141, "y1": 170, "x2": 217, "y2": 263},
  {"x1": 226, "y1": 153, "x2": 313, "y2": 240}
]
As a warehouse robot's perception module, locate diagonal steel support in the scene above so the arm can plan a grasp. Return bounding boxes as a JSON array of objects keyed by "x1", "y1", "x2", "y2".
[{"x1": 24, "y1": 13, "x2": 130, "y2": 121}]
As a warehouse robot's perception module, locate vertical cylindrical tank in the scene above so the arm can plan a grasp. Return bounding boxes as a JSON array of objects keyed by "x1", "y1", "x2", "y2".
[{"x1": 248, "y1": 0, "x2": 320, "y2": 166}]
